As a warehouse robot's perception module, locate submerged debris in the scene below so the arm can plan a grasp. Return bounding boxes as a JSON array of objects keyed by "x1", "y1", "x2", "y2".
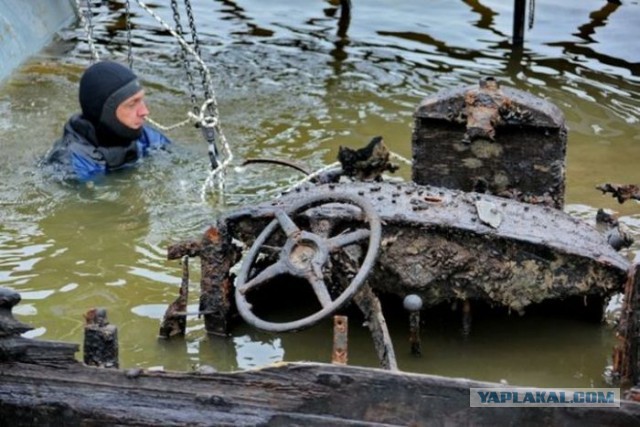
[
  {"x1": 597, "y1": 183, "x2": 640, "y2": 204},
  {"x1": 83, "y1": 308, "x2": 119, "y2": 369},
  {"x1": 475, "y1": 200, "x2": 503, "y2": 228},
  {"x1": 0, "y1": 288, "x2": 32, "y2": 337},
  {"x1": 166, "y1": 223, "x2": 242, "y2": 336},
  {"x1": 612, "y1": 264, "x2": 640, "y2": 388},
  {"x1": 596, "y1": 208, "x2": 635, "y2": 251},
  {"x1": 338, "y1": 136, "x2": 399, "y2": 181}
]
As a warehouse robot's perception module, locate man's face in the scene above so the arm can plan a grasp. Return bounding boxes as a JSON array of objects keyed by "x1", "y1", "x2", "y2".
[{"x1": 115, "y1": 90, "x2": 149, "y2": 130}]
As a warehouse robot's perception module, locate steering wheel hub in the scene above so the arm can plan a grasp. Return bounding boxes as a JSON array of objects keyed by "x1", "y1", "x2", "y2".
[
  {"x1": 234, "y1": 192, "x2": 382, "y2": 332},
  {"x1": 290, "y1": 242, "x2": 317, "y2": 269}
]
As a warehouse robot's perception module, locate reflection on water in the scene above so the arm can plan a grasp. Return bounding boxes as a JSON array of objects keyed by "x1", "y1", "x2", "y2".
[{"x1": 0, "y1": 0, "x2": 639, "y2": 387}]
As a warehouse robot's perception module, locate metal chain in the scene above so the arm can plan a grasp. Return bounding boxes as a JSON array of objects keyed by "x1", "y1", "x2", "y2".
[
  {"x1": 125, "y1": 0, "x2": 134, "y2": 69},
  {"x1": 171, "y1": 0, "x2": 199, "y2": 114},
  {"x1": 132, "y1": 1, "x2": 217, "y2": 104},
  {"x1": 75, "y1": 0, "x2": 100, "y2": 61},
  {"x1": 184, "y1": 0, "x2": 212, "y2": 104},
  {"x1": 132, "y1": 0, "x2": 233, "y2": 201},
  {"x1": 528, "y1": 0, "x2": 536, "y2": 30},
  {"x1": 182, "y1": 0, "x2": 221, "y2": 173}
]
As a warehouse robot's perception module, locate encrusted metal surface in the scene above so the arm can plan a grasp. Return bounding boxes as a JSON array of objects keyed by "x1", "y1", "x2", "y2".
[
  {"x1": 412, "y1": 78, "x2": 567, "y2": 208},
  {"x1": 224, "y1": 182, "x2": 629, "y2": 312}
]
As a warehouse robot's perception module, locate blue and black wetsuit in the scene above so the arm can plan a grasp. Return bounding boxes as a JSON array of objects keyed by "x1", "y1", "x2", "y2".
[{"x1": 44, "y1": 114, "x2": 171, "y2": 181}]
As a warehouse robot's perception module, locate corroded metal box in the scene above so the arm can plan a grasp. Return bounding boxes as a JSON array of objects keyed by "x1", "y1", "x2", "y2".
[{"x1": 411, "y1": 78, "x2": 567, "y2": 208}]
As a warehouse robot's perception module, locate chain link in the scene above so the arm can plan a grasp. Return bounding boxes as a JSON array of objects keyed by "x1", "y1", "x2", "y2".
[
  {"x1": 132, "y1": 1, "x2": 220, "y2": 123},
  {"x1": 132, "y1": 1, "x2": 231, "y2": 180},
  {"x1": 171, "y1": 0, "x2": 199, "y2": 114},
  {"x1": 75, "y1": 0, "x2": 100, "y2": 61},
  {"x1": 184, "y1": 0, "x2": 213, "y2": 108},
  {"x1": 125, "y1": 0, "x2": 134, "y2": 69},
  {"x1": 181, "y1": 0, "x2": 221, "y2": 174}
]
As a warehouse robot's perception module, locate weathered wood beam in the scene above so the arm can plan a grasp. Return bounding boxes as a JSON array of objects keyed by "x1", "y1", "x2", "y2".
[
  {"x1": 2, "y1": 360, "x2": 640, "y2": 426},
  {"x1": 1, "y1": 286, "x2": 640, "y2": 426},
  {"x1": 0, "y1": 336, "x2": 77, "y2": 366}
]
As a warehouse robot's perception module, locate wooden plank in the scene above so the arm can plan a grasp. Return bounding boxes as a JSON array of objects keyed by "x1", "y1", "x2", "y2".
[{"x1": 1, "y1": 360, "x2": 639, "y2": 426}]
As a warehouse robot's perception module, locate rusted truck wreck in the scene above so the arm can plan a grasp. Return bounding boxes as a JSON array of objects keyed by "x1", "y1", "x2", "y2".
[
  {"x1": 165, "y1": 79, "x2": 631, "y2": 345},
  {"x1": 3, "y1": 79, "x2": 640, "y2": 425}
]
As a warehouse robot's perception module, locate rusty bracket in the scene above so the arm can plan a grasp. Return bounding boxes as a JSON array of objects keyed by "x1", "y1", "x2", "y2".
[
  {"x1": 167, "y1": 240, "x2": 202, "y2": 259},
  {"x1": 158, "y1": 256, "x2": 190, "y2": 339},
  {"x1": 198, "y1": 224, "x2": 243, "y2": 336},
  {"x1": 463, "y1": 77, "x2": 532, "y2": 144},
  {"x1": 409, "y1": 312, "x2": 421, "y2": 356},
  {"x1": 162, "y1": 223, "x2": 242, "y2": 338}
]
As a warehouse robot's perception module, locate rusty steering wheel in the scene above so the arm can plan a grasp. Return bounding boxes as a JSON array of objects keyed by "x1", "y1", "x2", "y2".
[{"x1": 234, "y1": 192, "x2": 381, "y2": 332}]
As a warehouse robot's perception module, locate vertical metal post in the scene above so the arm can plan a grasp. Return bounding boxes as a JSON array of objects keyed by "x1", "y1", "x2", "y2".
[
  {"x1": 354, "y1": 288, "x2": 399, "y2": 371},
  {"x1": 513, "y1": 0, "x2": 527, "y2": 46},
  {"x1": 409, "y1": 312, "x2": 422, "y2": 356},
  {"x1": 462, "y1": 299, "x2": 472, "y2": 337},
  {"x1": 337, "y1": 0, "x2": 352, "y2": 38},
  {"x1": 332, "y1": 315, "x2": 348, "y2": 365},
  {"x1": 199, "y1": 224, "x2": 241, "y2": 336},
  {"x1": 83, "y1": 308, "x2": 119, "y2": 368},
  {"x1": 404, "y1": 294, "x2": 423, "y2": 357},
  {"x1": 613, "y1": 263, "x2": 640, "y2": 388}
]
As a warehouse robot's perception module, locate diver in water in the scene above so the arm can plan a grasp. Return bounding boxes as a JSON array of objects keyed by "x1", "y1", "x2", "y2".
[{"x1": 44, "y1": 60, "x2": 171, "y2": 181}]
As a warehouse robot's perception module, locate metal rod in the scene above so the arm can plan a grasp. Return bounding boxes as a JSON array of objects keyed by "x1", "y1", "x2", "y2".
[
  {"x1": 332, "y1": 315, "x2": 348, "y2": 365},
  {"x1": 404, "y1": 294, "x2": 423, "y2": 357},
  {"x1": 409, "y1": 311, "x2": 422, "y2": 356},
  {"x1": 337, "y1": 0, "x2": 352, "y2": 38},
  {"x1": 462, "y1": 299, "x2": 472, "y2": 337},
  {"x1": 513, "y1": 0, "x2": 527, "y2": 46}
]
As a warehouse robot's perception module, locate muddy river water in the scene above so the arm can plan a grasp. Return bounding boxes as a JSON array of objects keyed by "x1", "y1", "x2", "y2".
[{"x1": 1, "y1": 0, "x2": 639, "y2": 388}]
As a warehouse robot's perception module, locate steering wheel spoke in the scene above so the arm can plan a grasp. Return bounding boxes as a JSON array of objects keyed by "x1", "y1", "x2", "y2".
[
  {"x1": 307, "y1": 272, "x2": 333, "y2": 308},
  {"x1": 275, "y1": 209, "x2": 300, "y2": 237},
  {"x1": 237, "y1": 260, "x2": 288, "y2": 295},
  {"x1": 326, "y1": 228, "x2": 370, "y2": 251}
]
